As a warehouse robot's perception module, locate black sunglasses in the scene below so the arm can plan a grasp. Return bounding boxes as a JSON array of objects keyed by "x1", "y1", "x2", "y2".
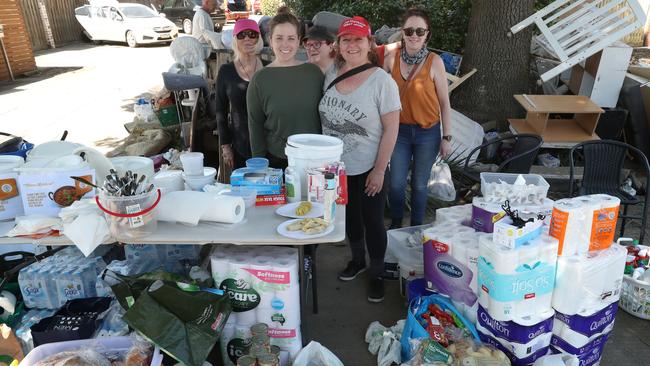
[
  {"x1": 402, "y1": 27, "x2": 428, "y2": 37},
  {"x1": 236, "y1": 30, "x2": 260, "y2": 40}
]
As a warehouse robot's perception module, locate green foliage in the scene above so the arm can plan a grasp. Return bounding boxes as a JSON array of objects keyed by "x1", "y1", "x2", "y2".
[{"x1": 261, "y1": 0, "x2": 285, "y2": 16}]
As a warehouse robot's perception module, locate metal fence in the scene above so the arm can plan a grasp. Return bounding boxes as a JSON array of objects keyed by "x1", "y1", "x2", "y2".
[{"x1": 19, "y1": 0, "x2": 155, "y2": 51}]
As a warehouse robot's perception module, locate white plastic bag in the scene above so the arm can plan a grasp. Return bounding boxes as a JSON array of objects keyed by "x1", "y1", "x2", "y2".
[
  {"x1": 428, "y1": 161, "x2": 456, "y2": 201},
  {"x1": 292, "y1": 341, "x2": 344, "y2": 366}
]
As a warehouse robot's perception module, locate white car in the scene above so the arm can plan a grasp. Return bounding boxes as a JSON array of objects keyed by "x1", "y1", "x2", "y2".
[{"x1": 75, "y1": 2, "x2": 179, "y2": 47}]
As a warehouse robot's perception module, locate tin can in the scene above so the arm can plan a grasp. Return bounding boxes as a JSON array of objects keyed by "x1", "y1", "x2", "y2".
[
  {"x1": 250, "y1": 322, "x2": 269, "y2": 337},
  {"x1": 251, "y1": 333, "x2": 270, "y2": 347},
  {"x1": 270, "y1": 345, "x2": 281, "y2": 356},
  {"x1": 250, "y1": 343, "x2": 269, "y2": 357},
  {"x1": 257, "y1": 354, "x2": 279, "y2": 366},
  {"x1": 236, "y1": 355, "x2": 257, "y2": 366}
]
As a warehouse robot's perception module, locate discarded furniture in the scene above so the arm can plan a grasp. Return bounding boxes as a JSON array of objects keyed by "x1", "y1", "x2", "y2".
[
  {"x1": 460, "y1": 133, "x2": 543, "y2": 184},
  {"x1": 569, "y1": 139, "x2": 650, "y2": 244},
  {"x1": 508, "y1": 94, "x2": 603, "y2": 145},
  {"x1": 510, "y1": 0, "x2": 646, "y2": 81},
  {"x1": 447, "y1": 69, "x2": 477, "y2": 93}
]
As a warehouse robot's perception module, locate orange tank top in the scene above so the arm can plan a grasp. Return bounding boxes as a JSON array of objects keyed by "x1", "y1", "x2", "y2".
[{"x1": 391, "y1": 51, "x2": 441, "y2": 128}]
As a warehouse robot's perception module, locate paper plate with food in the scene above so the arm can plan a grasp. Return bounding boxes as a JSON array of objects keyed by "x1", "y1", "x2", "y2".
[
  {"x1": 276, "y1": 201, "x2": 324, "y2": 219},
  {"x1": 277, "y1": 217, "x2": 334, "y2": 239}
]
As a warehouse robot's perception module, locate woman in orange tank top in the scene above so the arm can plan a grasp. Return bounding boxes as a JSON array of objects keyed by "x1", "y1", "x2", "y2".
[{"x1": 383, "y1": 7, "x2": 453, "y2": 228}]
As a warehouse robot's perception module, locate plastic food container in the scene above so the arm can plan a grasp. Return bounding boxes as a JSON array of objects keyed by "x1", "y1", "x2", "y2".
[
  {"x1": 480, "y1": 172, "x2": 549, "y2": 203},
  {"x1": 183, "y1": 167, "x2": 216, "y2": 191},
  {"x1": 179, "y1": 152, "x2": 204, "y2": 176},
  {"x1": 246, "y1": 157, "x2": 269, "y2": 171},
  {"x1": 96, "y1": 189, "x2": 160, "y2": 242},
  {"x1": 219, "y1": 187, "x2": 257, "y2": 208}
]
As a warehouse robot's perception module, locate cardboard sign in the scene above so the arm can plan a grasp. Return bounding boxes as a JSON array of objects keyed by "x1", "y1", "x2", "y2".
[{"x1": 18, "y1": 169, "x2": 95, "y2": 216}]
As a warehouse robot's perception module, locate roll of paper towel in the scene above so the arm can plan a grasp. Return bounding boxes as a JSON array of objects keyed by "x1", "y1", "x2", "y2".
[
  {"x1": 478, "y1": 235, "x2": 558, "y2": 321},
  {"x1": 158, "y1": 191, "x2": 245, "y2": 225},
  {"x1": 552, "y1": 303, "x2": 617, "y2": 348},
  {"x1": 552, "y1": 244, "x2": 626, "y2": 316},
  {"x1": 550, "y1": 331, "x2": 609, "y2": 366},
  {"x1": 478, "y1": 323, "x2": 552, "y2": 366},
  {"x1": 578, "y1": 194, "x2": 620, "y2": 251}
]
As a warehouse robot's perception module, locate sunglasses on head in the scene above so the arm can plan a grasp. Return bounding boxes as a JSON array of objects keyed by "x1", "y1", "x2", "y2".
[
  {"x1": 402, "y1": 27, "x2": 428, "y2": 37},
  {"x1": 236, "y1": 30, "x2": 260, "y2": 40},
  {"x1": 303, "y1": 40, "x2": 331, "y2": 50}
]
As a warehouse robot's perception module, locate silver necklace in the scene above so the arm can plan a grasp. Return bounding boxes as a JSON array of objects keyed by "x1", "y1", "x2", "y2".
[{"x1": 238, "y1": 58, "x2": 258, "y2": 80}]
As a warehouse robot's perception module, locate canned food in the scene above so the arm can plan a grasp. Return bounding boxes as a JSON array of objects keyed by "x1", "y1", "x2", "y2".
[
  {"x1": 250, "y1": 343, "x2": 269, "y2": 357},
  {"x1": 257, "y1": 354, "x2": 279, "y2": 366},
  {"x1": 270, "y1": 345, "x2": 281, "y2": 356},
  {"x1": 250, "y1": 322, "x2": 269, "y2": 337},
  {"x1": 236, "y1": 355, "x2": 257, "y2": 366},
  {"x1": 252, "y1": 333, "x2": 270, "y2": 347}
]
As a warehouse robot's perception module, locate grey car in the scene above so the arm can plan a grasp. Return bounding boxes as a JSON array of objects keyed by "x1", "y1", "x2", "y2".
[{"x1": 158, "y1": 0, "x2": 225, "y2": 34}]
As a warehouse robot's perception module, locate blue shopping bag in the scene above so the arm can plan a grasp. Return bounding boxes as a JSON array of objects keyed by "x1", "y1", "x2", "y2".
[{"x1": 401, "y1": 293, "x2": 480, "y2": 360}]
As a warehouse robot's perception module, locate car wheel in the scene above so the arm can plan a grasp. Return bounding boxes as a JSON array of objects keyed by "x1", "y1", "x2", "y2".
[
  {"x1": 126, "y1": 30, "x2": 138, "y2": 48},
  {"x1": 183, "y1": 18, "x2": 192, "y2": 34}
]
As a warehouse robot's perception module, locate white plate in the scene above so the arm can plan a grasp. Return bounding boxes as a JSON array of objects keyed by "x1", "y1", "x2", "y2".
[
  {"x1": 275, "y1": 202, "x2": 324, "y2": 219},
  {"x1": 277, "y1": 218, "x2": 334, "y2": 240}
]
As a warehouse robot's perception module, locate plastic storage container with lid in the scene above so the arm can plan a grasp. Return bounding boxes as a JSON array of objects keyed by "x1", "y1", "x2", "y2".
[
  {"x1": 480, "y1": 172, "x2": 549, "y2": 204},
  {"x1": 246, "y1": 157, "x2": 269, "y2": 171}
]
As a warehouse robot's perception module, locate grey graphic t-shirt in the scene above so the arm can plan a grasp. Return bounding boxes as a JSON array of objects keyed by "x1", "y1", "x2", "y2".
[{"x1": 319, "y1": 68, "x2": 401, "y2": 175}]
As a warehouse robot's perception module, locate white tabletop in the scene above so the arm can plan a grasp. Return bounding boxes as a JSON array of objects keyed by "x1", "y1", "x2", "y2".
[{"x1": 0, "y1": 205, "x2": 346, "y2": 246}]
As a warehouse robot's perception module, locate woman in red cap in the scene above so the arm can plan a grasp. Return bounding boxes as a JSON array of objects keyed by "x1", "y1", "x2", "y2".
[
  {"x1": 246, "y1": 7, "x2": 324, "y2": 169},
  {"x1": 216, "y1": 19, "x2": 268, "y2": 169},
  {"x1": 319, "y1": 16, "x2": 401, "y2": 303},
  {"x1": 383, "y1": 8, "x2": 453, "y2": 229}
]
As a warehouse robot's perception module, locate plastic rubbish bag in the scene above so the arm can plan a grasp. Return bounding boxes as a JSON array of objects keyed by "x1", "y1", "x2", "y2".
[
  {"x1": 293, "y1": 341, "x2": 344, "y2": 366},
  {"x1": 33, "y1": 348, "x2": 111, "y2": 366},
  {"x1": 365, "y1": 321, "x2": 403, "y2": 366},
  {"x1": 428, "y1": 161, "x2": 456, "y2": 201}
]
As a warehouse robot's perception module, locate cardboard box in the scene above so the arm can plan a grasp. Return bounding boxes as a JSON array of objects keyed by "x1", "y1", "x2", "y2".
[
  {"x1": 493, "y1": 217, "x2": 544, "y2": 249},
  {"x1": 230, "y1": 167, "x2": 282, "y2": 195},
  {"x1": 256, "y1": 189, "x2": 286, "y2": 206}
]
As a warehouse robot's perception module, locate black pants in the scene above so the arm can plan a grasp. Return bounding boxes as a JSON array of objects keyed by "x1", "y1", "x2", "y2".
[{"x1": 346, "y1": 169, "x2": 387, "y2": 277}]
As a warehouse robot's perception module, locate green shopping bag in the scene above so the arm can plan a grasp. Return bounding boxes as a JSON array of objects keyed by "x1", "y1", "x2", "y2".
[{"x1": 123, "y1": 280, "x2": 231, "y2": 366}]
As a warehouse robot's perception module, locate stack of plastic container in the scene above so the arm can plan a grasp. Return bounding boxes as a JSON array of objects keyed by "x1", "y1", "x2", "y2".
[
  {"x1": 474, "y1": 173, "x2": 558, "y2": 366},
  {"x1": 18, "y1": 247, "x2": 105, "y2": 310},
  {"x1": 549, "y1": 195, "x2": 626, "y2": 366}
]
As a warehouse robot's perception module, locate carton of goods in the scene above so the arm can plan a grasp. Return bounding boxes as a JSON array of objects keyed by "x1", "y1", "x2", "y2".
[{"x1": 230, "y1": 167, "x2": 283, "y2": 195}]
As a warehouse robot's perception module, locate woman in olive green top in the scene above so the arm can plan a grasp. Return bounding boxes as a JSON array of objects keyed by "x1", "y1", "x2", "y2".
[{"x1": 246, "y1": 7, "x2": 324, "y2": 169}]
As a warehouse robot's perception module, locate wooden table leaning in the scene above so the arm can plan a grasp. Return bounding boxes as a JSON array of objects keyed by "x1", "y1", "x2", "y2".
[{"x1": 0, "y1": 205, "x2": 347, "y2": 314}]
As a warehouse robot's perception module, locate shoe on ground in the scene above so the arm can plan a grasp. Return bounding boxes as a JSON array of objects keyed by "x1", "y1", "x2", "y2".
[
  {"x1": 367, "y1": 276, "x2": 385, "y2": 303},
  {"x1": 338, "y1": 261, "x2": 367, "y2": 281}
]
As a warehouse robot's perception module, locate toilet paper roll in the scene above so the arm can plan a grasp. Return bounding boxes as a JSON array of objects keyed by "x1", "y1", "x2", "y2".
[
  {"x1": 553, "y1": 319, "x2": 614, "y2": 349},
  {"x1": 478, "y1": 304, "x2": 554, "y2": 345},
  {"x1": 273, "y1": 258, "x2": 300, "y2": 285},
  {"x1": 210, "y1": 254, "x2": 230, "y2": 288},
  {"x1": 269, "y1": 327, "x2": 303, "y2": 360},
  {"x1": 550, "y1": 331, "x2": 609, "y2": 366},
  {"x1": 273, "y1": 289, "x2": 301, "y2": 326},
  {"x1": 478, "y1": 324, "x2": 552, "y2": 366},
  {"x1": 220, "y1": 323, "x2": 236, "y2": 366},
  {"x1": 552, "y1": 244, "x2": 626, "y2": 316},
  {"x1": 0, "y1": 290, "x2": 17, "y2": 320},
  {"x1": 236, "y1": 310, "x2": 257, "y2": 326},
  {"x1": 279, "y1": 351, "x2": 291, "y2": 366},
  {"x1": 256, "y1": 306, "x2": 300, "y2": 329},
  {"x1": 248, "y1": 256, "x2": 276, "y2": 308},
  {"x1": 553, "y1": 303, "x2": 617, "y2": 346},
  {"x1": 549, "y1": 199, "x2": 592, "y2": 256},
  {"x1": 157, "y1": 191, "x2": 245, "y2": 225}
]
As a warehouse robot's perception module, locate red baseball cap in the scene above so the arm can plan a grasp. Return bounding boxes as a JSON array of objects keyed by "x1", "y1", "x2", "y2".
[
  {"x1": 234, "y1": 19, "x2": 260, "y2": 35},
  {"x1": 337, "y1": 16, "x2": 371, "y2": 38}
]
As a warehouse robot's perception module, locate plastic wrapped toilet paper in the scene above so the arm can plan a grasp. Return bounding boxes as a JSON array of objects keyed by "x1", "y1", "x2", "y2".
[
  {"x1": 478, "y1": 304, "x2": 554, "y2": 345},
  {"x1": 478, "y1": 235, "x2": 558, "y2": 321},
  {"x1": 533, "y1": 354, "x2": 579, "y2": 366},
  {"x1": 478, "y1": 323, "x2": 552, "y2": 366},
  {"x1": 435, "y1": 204, "x2": 472, "y2": 224},
  {"x1": 157, "y1": 191, "x2": 245, "y2": 225},
  {"x1": 270, "y1": 327, "x2": 303, "y2": 360},
  {"x1": 220, "y1": 323, "x2": 253, "y2": 366},
  {"x1": 471, "y1": 197, "x2": 506, "y2": 233},
  {"x1": 423, "y1": 228, "x2": 478, "y2": 307},
  {"x1": 553, "y1": 303, "x2": 617, "y2": 348},
  {"x1": 552, "y1": 245, "x2": 626, "y2": 315},
  {"x1": 550, "y1": 331, "x2": 610, "y2": 366},
  {"x1": 549, "y1": 195, "x2": 620, "y2": 256}
]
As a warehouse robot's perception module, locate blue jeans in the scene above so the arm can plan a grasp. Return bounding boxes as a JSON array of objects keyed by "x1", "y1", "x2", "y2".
[{"x1": 389, "y1": 124, "x2": 441, "y2": 226}]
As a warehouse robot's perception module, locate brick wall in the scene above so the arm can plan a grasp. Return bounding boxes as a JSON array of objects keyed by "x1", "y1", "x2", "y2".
[{"x1": 0, "y1": 0, "x2": 37, "y2": 81}]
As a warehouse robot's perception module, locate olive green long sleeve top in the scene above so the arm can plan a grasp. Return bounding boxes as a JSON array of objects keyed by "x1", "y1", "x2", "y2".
[{"x1": 246, "y1": 63, "x2": 324, "y2": 159}]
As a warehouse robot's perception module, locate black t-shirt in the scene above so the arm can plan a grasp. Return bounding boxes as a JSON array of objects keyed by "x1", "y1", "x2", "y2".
[{"x1": 215, "y1": 60, "x2": 269, "y2": 159}]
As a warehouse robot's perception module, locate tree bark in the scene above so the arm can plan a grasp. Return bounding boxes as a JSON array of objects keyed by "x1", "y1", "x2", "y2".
[{"x1": 452, "y1": 0, "x2": 535, "y2": 127}]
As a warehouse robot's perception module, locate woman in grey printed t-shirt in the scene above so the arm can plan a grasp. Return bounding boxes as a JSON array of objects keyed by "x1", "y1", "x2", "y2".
[{"x1": 318, "y1": 16, "x2": 401, "y2": 303}]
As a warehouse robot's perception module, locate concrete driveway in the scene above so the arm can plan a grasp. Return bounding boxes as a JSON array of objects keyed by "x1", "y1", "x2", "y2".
[{"x1": 0, "y1": 42, "x2": 174, "y2": 154}]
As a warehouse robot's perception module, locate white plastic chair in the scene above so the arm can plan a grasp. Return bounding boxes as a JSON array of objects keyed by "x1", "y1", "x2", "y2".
[{"x1": 510, "y1": 0, "x2": 646, "y2": 81}]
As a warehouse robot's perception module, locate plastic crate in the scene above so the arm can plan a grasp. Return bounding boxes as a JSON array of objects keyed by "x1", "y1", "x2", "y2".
[
  {"x1": 480, "y1": 172, "x2": 549, "y2": 204},
  {"x1": 620, "y1": 244, "x2": 650, "y2": 320},
  {"x1": 157, "y1": 104, "x2": 180, "y2": 127}
]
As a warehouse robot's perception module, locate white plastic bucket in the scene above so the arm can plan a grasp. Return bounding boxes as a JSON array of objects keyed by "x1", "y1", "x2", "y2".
[
  {"x1": 0, "y1": 156, "x2": 24, "y2": 220},
  {"x1": 180, "y1": 152, "x2": 204, "y2": 176},
  {"x1": 285, "y1": 134, "x2": 343, "y2": 200}
]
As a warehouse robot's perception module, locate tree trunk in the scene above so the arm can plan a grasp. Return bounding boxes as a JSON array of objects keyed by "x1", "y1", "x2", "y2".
[{"x1": 452, "y1": 0, "x2": 535, "y2": 128}]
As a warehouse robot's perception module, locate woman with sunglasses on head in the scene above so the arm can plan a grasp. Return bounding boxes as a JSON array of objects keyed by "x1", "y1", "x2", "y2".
[
  {"x1": 216, "y1": 19, "x2": 268, "y2": 169},
  {"x1": 302, "y1": 25, "x2": 336, "y2": 74},
  {"x1": 246, "y1": 6, "x2": 324, "y2": 169},
  {"x1": 319, "y1": 16, "x2": 401, "y2": 303},
  {"x1": 383, "y1": 7, "x2": 453, "y2": 229}
]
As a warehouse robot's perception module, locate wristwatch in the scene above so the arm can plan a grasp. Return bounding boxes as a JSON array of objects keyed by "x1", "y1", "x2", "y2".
[{"x1": 442, "y1": 135, "x2": 452, "y2": 142}]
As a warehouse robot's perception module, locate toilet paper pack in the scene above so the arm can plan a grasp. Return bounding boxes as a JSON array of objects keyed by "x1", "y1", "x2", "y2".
[
  {"x1": 478, "y1": 235, "x2": 559, "y2": 321},
  {"x1": 423, "y1": 228, "x2": 479, "y2": 307},
  {"x1": 550, "y1": 331, "x2": 610, "y2": 366},
  {"x1": 478, "y1": 305, "x2": 554, "y2": 345},
  {"x1": 471, "y1": 197, "x2": 506, "y2": 233},
  {"x1": 478, "y1": 325, "x2": 552, "y2": 366},
  {"x1": 435, "y1": 204, "x2": 472, "y2": 224},
  {"x1": 549, "y1": 195, "x2": 620, "y2": 256},
  {"x1": 552, "y1": 245, "x2": 626, "y2": 316},
  {"x1": 553, "y1": 303, "x2": 617, "y2": 349}
]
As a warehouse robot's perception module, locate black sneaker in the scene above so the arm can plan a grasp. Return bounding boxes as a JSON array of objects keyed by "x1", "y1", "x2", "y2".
[
  {"x1": 367, "y1": 276, "x2": 385, "y2": 303},
  {"x1": 388, "y1": 219, "x2": 402, "y2": 230},
  {"x1": 338, "y1": 261, "x2": 367, "y2": 281}
]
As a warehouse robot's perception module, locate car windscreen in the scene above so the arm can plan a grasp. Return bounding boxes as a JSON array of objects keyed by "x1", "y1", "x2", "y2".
[{"x1": 119, "y1": 5, "x2": 157, "y2": 18}]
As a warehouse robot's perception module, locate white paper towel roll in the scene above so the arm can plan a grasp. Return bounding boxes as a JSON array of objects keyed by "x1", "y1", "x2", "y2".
[
  {"x1": 157, "y1": 191, "x2": 245, "y2": 225},
  {"x1": 0, "y1": 290, "x2": 17, "y2": 320}
]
